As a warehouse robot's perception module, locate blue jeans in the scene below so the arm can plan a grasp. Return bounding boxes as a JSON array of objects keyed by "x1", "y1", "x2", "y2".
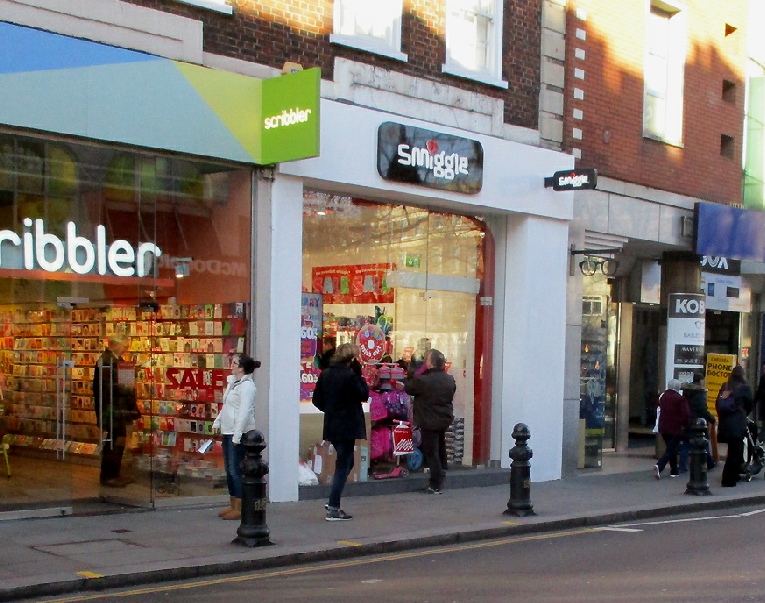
[
  {"x1": 222, "y1": 435, "x2": 245, "y2": 498},
  {"x1": 328, "y1": 439, "x2": 355, "y2": 509},
  {"x1": 679, "y1": 433, "x2": 715, "y2": 471}
]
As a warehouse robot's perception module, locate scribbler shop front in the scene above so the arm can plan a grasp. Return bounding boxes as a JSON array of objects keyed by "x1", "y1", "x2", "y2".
[{"x1": 0, "y1": 23, "x2": 319, "y2": 513}]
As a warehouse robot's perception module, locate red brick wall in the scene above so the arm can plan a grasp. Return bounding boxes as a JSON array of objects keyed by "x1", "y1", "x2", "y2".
[
  {"x1": 563, "y1": 0, "x2": 748, "y2": 204},
  {"x1": 119, "y1": 0, "x2": 542, "y2": 129}
]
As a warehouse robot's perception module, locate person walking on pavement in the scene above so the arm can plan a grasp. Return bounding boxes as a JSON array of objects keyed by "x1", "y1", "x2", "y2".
[
  {"x1": 716, "y1": 365, "x2": 753, "y2": 488},
  {"x1": 312, "y1": 343, "x2": 369, "y2": 521},
  {"x1": 92, "y1": 333, "x2": 140, "y2": 488},
  {"x1": 405, "y1": 348, "x2": 455, "y2": 494},
  {"x1": 654, "y1": 379, "x2": 690, "y2": 479},
  {"x1": 212, "y1": 354, "x2": 258, "y2": 520},
  {"x1": 679, "y1": 372, "x2": 717, "y2": 472},
  {"x1": 753, "y1": 361, "x2": 765, "y2": 438}
]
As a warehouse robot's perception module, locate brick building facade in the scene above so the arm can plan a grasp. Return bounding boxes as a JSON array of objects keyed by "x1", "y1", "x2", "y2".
[{"x1": 563, "y1": 0, "x2": 748, "y2": 203}]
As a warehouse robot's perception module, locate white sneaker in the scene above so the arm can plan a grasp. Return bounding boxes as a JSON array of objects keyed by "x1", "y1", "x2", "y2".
[{"x1": 654, "y1": 465, "x2": 661, "y2": 480}]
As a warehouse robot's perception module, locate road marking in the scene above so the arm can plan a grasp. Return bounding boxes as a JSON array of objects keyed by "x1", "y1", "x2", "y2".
[
  {"x1": 502, "y1": 520, "x2": 521, "y2": 525},
  {"x1": 617, "y1": 508, "x2": 765, "y2": 528},
  {"x1": 76, "y1": 572, "x2": 103, "y2": 579},
  {"x1": 739, "y1": 509, "x2": 765, "y2": 517},
  {"x1": 43, "y1": 528, "x2": 597, "y2": 602},
  {"x1": 338, "y1": 540, "x2": 362, "y2": 546},
  {"x1": 595, "y1": 527, "x2": 643, "y2": 533}
]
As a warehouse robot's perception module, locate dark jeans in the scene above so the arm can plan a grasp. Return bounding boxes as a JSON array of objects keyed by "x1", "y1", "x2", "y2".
[
  {"x1": 722, "y1": 438, "x2": 745, "y2": 487},
  {"x1": 657, "y1": 433, "x2": 682, "y2": 475},
  {"x1": 678, "y1": 430, "x2": 715, "y2": 471},
  {"x1": 328, "y1": 439, "x2": 355, "y2": 509},
  {"x1": 100, "y1": 426, "x2": 126, "y2": 483},
  {"x1": 222, "y1": 435, "x2": 245, "y2": 498},
  {"x1": 420, "y1": 428, "x2": 447, "y2": 489}
]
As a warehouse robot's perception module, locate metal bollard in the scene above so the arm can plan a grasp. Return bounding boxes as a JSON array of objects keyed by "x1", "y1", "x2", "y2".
[
  {"x1": 233, "y1": 430, "x2": 274, "y2": 547},
  {"x1": 685, "y1": 418, "x2": 711, "y2": 496},
  {"x1": 504, "y1": 423, "x2": 536, "y2": 517}
]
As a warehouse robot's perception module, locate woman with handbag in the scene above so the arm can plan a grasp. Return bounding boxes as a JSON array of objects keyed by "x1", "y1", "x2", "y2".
[{"x1": 716, "y1": 365, "x2": 753, "y2": 487}]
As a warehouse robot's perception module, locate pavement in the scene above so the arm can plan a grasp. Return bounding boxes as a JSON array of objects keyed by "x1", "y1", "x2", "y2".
[{"x1": 4, "y1": 445, "x2": 765, "y2": 602}]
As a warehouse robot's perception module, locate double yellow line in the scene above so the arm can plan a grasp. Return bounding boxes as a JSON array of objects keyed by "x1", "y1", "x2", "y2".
[{"x1": 49, "y1": 528, "x2": 596, "y2": 602}]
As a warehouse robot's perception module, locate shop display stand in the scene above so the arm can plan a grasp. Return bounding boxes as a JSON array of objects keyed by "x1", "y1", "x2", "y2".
[
  {"x1": 115, "y1": 302, "x2": 249, "y2": 488},
  {"x1": 0, "y1": 307, "x2": 101, "y2": 458},
  {"x1": 367, "y1": 363, "x2": 412, "y2": 478},
  {"x1": 0, "y1": 303, "x2": 249, "y2": 488}
]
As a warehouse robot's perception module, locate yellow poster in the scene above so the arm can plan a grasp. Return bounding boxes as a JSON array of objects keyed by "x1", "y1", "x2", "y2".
[{"x1": 705, "y1": 353, "x2": 737, "y2": 418}]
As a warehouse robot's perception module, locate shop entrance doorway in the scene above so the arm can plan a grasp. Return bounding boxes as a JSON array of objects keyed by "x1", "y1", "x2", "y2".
[{"x1": 0, "y1": 298, "x2": 161, "y2": 514}]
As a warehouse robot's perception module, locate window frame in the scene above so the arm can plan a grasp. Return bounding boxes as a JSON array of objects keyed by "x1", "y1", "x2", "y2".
[
  {"x1": 170, "y1": 0, "x2": 233, "y2": 14},
  {"x1": 642, "y1": 0, "x2": 687, "y2": 145},
  {"x1": 331, "y1": 0, "x2": 408, "y2": 62},
  {"x1": 442, "y1": 0, "x2": 507, "y2": 89}
]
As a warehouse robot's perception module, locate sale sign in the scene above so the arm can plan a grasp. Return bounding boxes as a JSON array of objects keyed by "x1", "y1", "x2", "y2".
[{"x1": 300, "y1": 292, "x2": 323, "y2": 403}]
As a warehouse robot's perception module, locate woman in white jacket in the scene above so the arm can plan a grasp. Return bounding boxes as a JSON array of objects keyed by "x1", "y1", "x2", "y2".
[{"x1": 213, "y1": 354, "x2": 258, "y2": 520}]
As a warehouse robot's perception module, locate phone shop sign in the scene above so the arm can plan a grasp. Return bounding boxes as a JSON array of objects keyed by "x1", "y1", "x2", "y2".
[{"x1": 377, "y1": 122, "x2": 483, "y2": 194}]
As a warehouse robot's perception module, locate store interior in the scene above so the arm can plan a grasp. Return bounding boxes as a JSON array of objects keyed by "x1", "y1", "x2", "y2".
[
  {"x1": 299, "y1": 192, "x2": 490, "y2": 481},
  {"x1": 0, "y1": 133, "x2": 251, "y2": 510}
]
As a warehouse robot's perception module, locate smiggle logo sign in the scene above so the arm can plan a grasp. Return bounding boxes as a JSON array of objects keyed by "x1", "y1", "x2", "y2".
[{"x1": 396, "y1": 139, "x2": 469, "y2": 181}]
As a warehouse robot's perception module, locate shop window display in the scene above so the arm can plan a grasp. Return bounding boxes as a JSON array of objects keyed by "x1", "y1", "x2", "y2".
[
  {"x1": 0, "y1": 132, "x2": 251, "y2": 509},
  {"x1": 301, "y1": 192, "x2": 487, "y2": 479}
]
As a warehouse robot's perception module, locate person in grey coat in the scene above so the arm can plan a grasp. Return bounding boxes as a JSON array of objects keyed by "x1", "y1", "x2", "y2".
[
  {"x1": 405, "y1": 349, "x2": 455, "y2": 494},
  {"x1": 312, "y1": 343, "x2": 369, "y2": 520}
]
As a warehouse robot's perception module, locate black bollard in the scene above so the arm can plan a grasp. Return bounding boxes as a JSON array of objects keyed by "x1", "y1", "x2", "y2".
[
  {"x1": 233, "y1": 429, "x2": 274, "y2": 547},
  {"x1": 504, "y1": 423, "x2": 536, "y2": 517},
  {"x1": 685, "y1": 418, "x2": 711, "y2": 496}
]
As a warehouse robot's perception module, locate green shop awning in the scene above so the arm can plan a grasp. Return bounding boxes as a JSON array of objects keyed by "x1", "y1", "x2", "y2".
[{"x1": 0, "y1": 21, "x2": 320, "y2": 165}]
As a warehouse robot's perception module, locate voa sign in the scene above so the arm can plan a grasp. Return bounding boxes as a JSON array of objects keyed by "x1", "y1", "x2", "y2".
[{"x1": 0, "y1": 218, "x2": 161, "y2": 277}]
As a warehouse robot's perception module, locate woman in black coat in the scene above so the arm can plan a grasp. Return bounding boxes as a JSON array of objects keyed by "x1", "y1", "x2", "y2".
[
  {"x1": 312, "y1": 343, "x2": 369, "y2": 520},
  {"x1": 716, "y1": 365, "x2": 753, "y2": 487}
]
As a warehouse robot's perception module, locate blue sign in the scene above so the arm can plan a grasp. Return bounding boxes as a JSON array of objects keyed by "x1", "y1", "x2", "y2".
[{"x1": 695, "y1": 202, "x2": 765, "y2": 262}]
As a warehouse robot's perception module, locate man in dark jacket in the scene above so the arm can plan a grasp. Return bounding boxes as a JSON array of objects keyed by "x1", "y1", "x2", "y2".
[
  {"x1": 92, "y1": 333, "x2": 139, "y2": 488},
  {"x1": 404, "y1": 349, "x2": 455, "y2": 494},
  {"x1": 654, "y1": 379, "x2": 690, "y2": 479},
  {"x1": 312, "y1": 343, "x2": 369, "y2": 520}
]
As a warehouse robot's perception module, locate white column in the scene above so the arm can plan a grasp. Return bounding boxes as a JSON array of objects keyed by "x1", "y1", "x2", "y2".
[
  {"x1": 498, "y1": 214, "x2": 569, "y2": 481},
  {"x1": 253, "y1": 170, "x2": 303, "y2": 502}
]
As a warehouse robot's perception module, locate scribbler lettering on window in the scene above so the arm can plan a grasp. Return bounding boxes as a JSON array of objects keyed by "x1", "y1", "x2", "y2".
[{"x1": 0, "y1": 218, "x2": 161, "y2": 277}]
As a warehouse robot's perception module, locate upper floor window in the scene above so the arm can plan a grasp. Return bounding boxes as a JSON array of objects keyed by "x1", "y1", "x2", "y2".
[
  {"x1": 643, "y1": 1, "x2": 686, "y2": 145},
  {"x1": 443, "y1": 0, "x2": 507, "y2": 88},
  {"x1": 331, "y1": 0, "x2": 407, "y2": 62}
]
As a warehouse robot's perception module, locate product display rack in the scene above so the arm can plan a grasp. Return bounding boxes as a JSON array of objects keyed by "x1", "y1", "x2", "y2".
[{"x1": 0, "y1": 302, "x2": 249, "y2": 480}]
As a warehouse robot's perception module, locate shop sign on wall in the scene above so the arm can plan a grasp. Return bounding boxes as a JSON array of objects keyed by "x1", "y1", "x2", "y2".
[
  {"x1": 665, "y1": 293, "x2": 705, "y2": 386},
  {"x1": 377, "y1": 122, "x2": 483, "y2": 194}
]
